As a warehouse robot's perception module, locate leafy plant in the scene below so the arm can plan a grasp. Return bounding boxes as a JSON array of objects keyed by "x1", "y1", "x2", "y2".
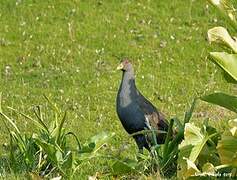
[
  {"x1": 207, "y1": 0, "x2": 237, "y2": 83},
  {"x1": 177, "y1": 118, "x2": 237, "y2": 179},
  {"x1": 175, "y1": 0, "x2": 237, "y2": 179},
  {"x1": 205, "y1": 2, "x2": 237, "y2": 174},
  {"x1": 177, "y1": 122, "x2": 220, "y2": 179},
  {"x1": 217, "y1": 119, "x2": 237, "y2": 167},
  {"x1": 0, "y1": 94, "x2": 114, "y2": 179}
]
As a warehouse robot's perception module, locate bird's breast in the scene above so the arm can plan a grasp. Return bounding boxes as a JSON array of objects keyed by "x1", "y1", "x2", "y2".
[{"x1": 116, "y1": 98, "x2": 146, "y2": 133}]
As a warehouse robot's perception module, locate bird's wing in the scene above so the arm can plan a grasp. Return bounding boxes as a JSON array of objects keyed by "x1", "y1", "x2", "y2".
[{"x1": 136, "y1": 91, "x2": 169, "y2": 131}]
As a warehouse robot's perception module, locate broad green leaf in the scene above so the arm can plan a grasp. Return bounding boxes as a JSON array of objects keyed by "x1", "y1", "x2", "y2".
[
  {"x1": 79, "y1": 142, "x2": 96, "y2": 153},
  {"x1": 201, "y1": 92, "x2": 237, "y2": 113},
  {"x1": 198, "y1": 123, "x2": 220, "y2": 167},
  {"x1": 217, "y1": 119, "x2": 237, "y2": 167},
  {"x1": 111, "y1": 158, "x2": 138, "y2": 174},
  {"x1": 217, "y1": 135, "x2": 237, "y2": 167},
  {"x1": 80, "y1": 131, "x2": 115, "y2": 153},
  {"x1": 198, "y1": 145, "x2": 220, "y2": 167},
  {"x1": 184, "y1": 158, "x2": 200, "y2": 177},
  {"x1": 179, "y1": 123, "x2": 203, "y2": 147},
  {"x1": 202, "y1": 162, "x2": 215, "y2": 174},
  {"x1": 33, "y1": 137, "x2": 61, "y2": 165},
  {"x1": 210, "y1": 52, "x2": 237, "y2": 81},
  {"x1": 192, "y1": 163, "x2": 216, "y2": 177},
  {"x1": 178, "y1": 158, "x2": 201, "y2": 178},
  {"x1": 178, "y1": 123, "x2": 202, "y2": 178},
  {"x1": 78, "y1": 132, "x2": 115, "y2": 161},
  {"x1": 56, "y1": 149, "x2": 63, "y2": 163},
  {"x1": 208, "y1": 27, "x2": 237, "y2": 53},
  {"x1": 223, "y1": 71, "x2": 237, "y2": 84},
  {"x1": 179, "y1": 123, "x2": 206, "y2": 162},
  {"x1": 178, "y1": 123, "x2": 218, "y2": 179}
]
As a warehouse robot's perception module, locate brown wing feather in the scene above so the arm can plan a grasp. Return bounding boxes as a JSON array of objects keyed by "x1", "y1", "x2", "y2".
[{"x1": 136, "y1": 91, "x2": 169, "y2": 131}]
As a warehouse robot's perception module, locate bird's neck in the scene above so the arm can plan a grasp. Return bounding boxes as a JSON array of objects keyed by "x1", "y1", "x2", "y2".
[{"x1": 119, "y1": 70, "x2": 137, "y2": 97}]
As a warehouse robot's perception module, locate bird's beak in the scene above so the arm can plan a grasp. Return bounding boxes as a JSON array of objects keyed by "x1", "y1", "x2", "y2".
[{"x1": 116, "y1": 63, "x2": 124, "y2": 70}]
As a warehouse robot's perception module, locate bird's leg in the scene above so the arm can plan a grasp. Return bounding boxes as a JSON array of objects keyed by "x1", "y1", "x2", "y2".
[{"x1": 134, "y1": 135, "x2": 145, "y2": 154}]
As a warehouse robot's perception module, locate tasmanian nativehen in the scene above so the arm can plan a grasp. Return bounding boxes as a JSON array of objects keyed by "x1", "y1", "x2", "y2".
[{"x1": 116, "y1": 59, "x2": 169, "y2": 152}]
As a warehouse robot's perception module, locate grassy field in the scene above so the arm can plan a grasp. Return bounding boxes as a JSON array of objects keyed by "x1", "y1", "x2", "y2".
[{"x1": 0, "y1": 0, "x2": 235, "y2": 178}]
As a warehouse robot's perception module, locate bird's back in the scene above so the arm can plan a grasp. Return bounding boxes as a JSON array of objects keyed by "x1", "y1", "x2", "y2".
[{"x1": 136, "y1": 91, "x2": 169, "y2": 131}]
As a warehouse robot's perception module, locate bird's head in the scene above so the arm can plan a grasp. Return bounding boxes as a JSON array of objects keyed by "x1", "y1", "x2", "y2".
[{"x1": 116, "y1": 59, "x2": 133, "y2": 72}]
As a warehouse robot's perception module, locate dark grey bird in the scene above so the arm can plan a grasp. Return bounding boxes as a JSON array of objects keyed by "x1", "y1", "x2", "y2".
[{"x1": 116, "y1": 59, "x2": 169, "y2": 152}]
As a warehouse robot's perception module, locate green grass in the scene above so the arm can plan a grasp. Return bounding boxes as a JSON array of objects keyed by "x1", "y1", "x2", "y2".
[{"x1": 0, "y1": 0, "x2": 235, "y2": 178}]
